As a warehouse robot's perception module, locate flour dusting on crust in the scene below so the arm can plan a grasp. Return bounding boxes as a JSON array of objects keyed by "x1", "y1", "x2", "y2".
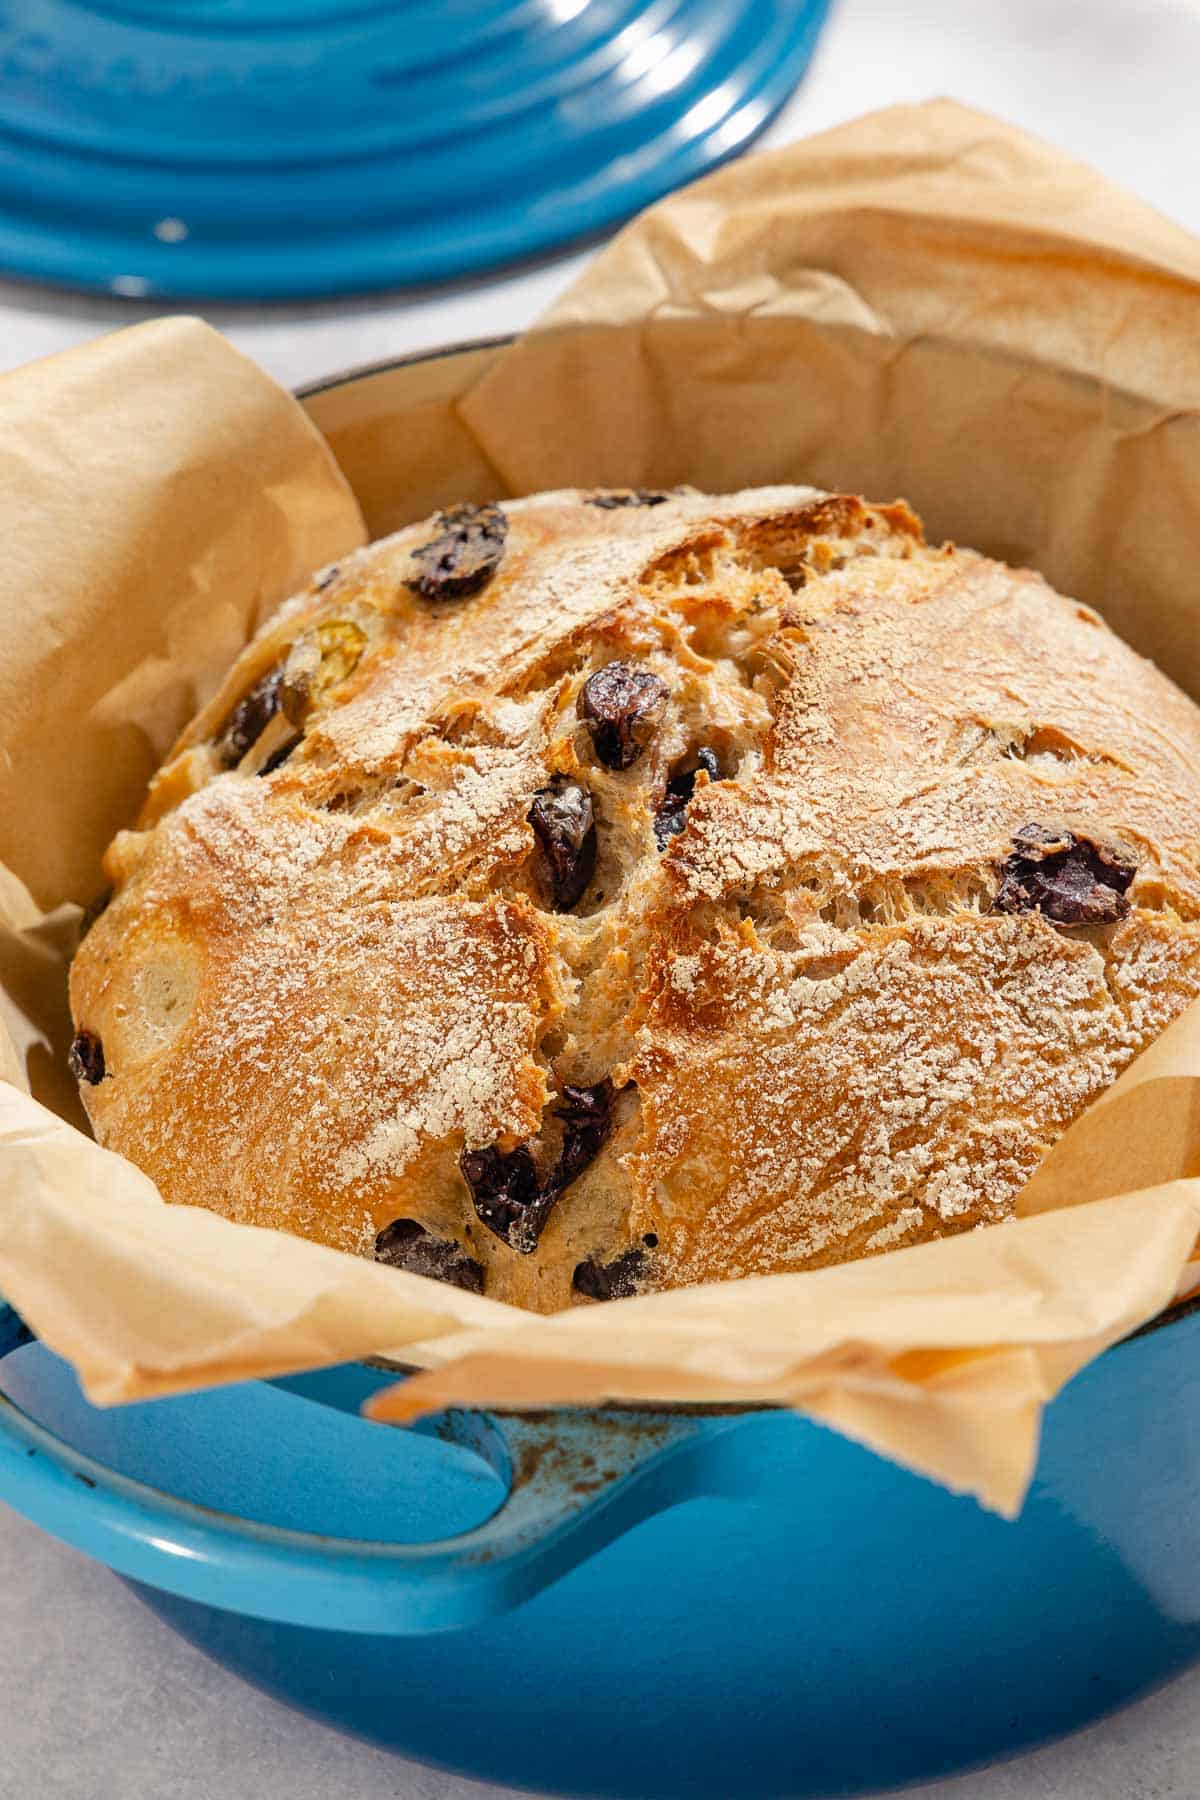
[{"x1": 71, "y1": 487, "x2": 1200, "y2": 1310}]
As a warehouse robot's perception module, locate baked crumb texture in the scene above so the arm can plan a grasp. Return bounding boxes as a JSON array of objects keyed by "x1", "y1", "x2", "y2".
[{"x1": 69, "y1": 487, "x2": 1200, "y2": 1311}]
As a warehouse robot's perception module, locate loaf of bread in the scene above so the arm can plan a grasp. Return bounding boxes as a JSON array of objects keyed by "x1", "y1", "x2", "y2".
[{"x1": 69, "y1": 487, "x2": 1200, "y2": 1311}]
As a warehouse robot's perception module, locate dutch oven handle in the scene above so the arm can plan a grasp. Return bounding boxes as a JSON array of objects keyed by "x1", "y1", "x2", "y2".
[{"x1": 0, "y1": 1300, "x2": 752, "y2": 1635}]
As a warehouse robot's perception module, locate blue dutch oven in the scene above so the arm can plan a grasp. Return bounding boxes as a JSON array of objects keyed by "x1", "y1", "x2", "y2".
[
  {"x1": 3, "y1": 1294, "x2": 1200, "y2": 1798},
  {"x1": 5, "y1": 345, "x2": 1200, "y2": 1799}
]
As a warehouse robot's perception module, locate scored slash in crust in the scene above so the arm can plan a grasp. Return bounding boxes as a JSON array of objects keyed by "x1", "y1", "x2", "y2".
[
  {"x1": 993, "y1": 823, "x2": 1137, "y2": 926},
  {"x1": 66, "y1": 485, "x2": 1200, "y2": 1313}
]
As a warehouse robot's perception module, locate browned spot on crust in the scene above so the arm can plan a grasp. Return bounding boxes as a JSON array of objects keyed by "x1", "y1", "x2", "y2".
[{"x1": 72, "y1": 485, "x2": 1200, "y2": 1310}]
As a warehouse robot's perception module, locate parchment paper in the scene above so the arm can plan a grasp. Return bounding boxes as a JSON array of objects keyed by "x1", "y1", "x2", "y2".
[
  {"x1": 4, "y1": 103, "x2": 1200, "y2": 1516},
  {"x1": 0, "y1": 316, "x2": 366, "y2": 911}
]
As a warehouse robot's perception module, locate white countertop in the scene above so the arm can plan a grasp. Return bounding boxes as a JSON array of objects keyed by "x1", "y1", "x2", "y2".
[{"x1": 5, "y1": 3, "x2": 1200, "y2": 1796}]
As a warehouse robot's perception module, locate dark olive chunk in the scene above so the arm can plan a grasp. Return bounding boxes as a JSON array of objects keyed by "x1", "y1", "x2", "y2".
[
  {"x1": 573, "y1": 1248, "x2": 649, "y2": 1300},
  {"x1": 654, "y1": 747, "x2": 723, "y2": 849},
  {"x1": 529, "y1": 778, "x2": 597, "y2": 911},
  {"x1": 407, "y1": 502, "x2": 507, "y2": 601},
  {"x1": 68, "y1": 1030, "x2": 105, "y2": 1086},
  {"x1": 218, "y1": 668, "x2": 284, "y2": 767},
  {"x1": 586, "y1": 489, "x2": 675, "y2": 509},
  {"x1": 460, "y1": 1143, "x2": 545, "y2": 1254},
  {"x1": 551, "y1": 1079, "x2": 615, "y2": 1194},
  {"x1": 578, "y1": 661, "x2": 669, "y2": 771},
  {"x1": 460, "y1": 1079, "x2": 616, "y2": 1254},
  {"x1": 374, "y1": 1219, "x2": 484, "y2": 1294},
  {"x1": 993, "y1": 823, "x2": 1137, "y2": 926}
]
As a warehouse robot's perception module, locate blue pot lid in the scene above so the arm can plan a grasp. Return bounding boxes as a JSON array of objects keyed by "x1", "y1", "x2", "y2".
[{"x1": 0, "y1": 0, "x2": 831, "y2": 300}]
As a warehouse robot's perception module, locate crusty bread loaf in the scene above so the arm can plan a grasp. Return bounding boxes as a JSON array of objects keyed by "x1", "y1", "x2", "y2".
[{"x1": 69, "y1": 486, "x2": 1200, "y2": 1310}]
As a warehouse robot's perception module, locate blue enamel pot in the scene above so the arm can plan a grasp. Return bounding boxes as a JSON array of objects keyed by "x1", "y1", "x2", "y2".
[
  {"x1": 5, "y1": 346, "x2": 1200, "y2": 1798},
  {"x1": 4, "y1": 1295, "x2": 1200, "y2": 1798}
]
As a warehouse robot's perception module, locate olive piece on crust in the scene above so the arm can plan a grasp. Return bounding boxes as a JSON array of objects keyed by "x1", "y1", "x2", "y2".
[{"x1": 68, "y1": 484, "x2": 1200, "y2": 1313}]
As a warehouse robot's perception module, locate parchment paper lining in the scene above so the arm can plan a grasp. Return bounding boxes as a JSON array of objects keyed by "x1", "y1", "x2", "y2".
[{"x1": 3, "y1": 104, "x2": 1200, "y2": 1516}]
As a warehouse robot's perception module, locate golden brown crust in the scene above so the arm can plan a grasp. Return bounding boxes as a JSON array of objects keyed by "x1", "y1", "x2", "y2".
[{"x1": 70, "y1": 487, "x2": 1200, "y2": 1310}]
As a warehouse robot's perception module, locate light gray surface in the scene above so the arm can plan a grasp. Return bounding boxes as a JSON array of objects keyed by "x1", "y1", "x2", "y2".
[{"x1": 5, "y1": 2, "x2": 1200, "y2": 1796}]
